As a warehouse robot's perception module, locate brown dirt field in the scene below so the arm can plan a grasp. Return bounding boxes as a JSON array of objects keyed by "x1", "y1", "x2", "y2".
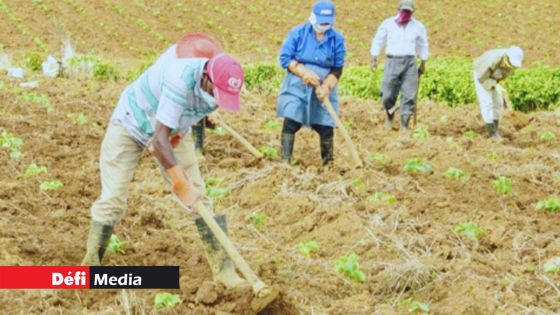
[
  {"x1": 1, "y1": 0, "x2": 559, "y2": 66},
  {"x1": 1, "y1": 71, "x2": 559, "y2": 314},
  {"x1": 1, "y1": 0, "x2": 560, "y2": 314}
]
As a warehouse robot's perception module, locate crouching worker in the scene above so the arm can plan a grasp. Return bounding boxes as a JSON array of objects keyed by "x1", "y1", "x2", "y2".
[
  {"x1": 277, "y1": 0, "x2": 346, "y2": 166},
  {"x1": 81, "y1": 44, "x2": 247, "y2": 288},
  {"x1": 473, "y1": 46, "x2": 523, "y2": 140}
]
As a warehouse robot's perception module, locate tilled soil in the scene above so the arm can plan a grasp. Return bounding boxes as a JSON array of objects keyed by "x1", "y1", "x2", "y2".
[{"x1": 1, "y1": 73, "x2": 559, "y2": 314}]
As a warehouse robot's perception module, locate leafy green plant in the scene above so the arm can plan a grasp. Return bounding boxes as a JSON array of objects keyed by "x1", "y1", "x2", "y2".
[
  {"x1": 40, "y1": 180, "x2": 63, "y2": 191},
  {"x1": 454, "y1": 222, "x2": 486, "y2": 240},
  {"x1": 263, "y1": 120, "x2": 281, "y2": 131},
  {"x1": 413, "y1": 127, "x2": 430, "y2": 140},
  {"x1": 492, "y1": 176, "x2": 513, "y2": 195},
  {"x1": 443, "y1": 167, "x2": 470, "y2": 181},
  {"x1": 540, "y1": 131, "x2": 556, "y2": 142},
  {"x1": 486, "y1": 151, "x2": 500, "y2": 161},
  {"x1": 334, "y1": 253, "x2": 365, "y2": 283},
  {"x1": 543, "y1": 258, "x2": 560, "y2": 274},
  {"x1": 93, "y1": 60, "x2": 120, "y2": 81},
  {"x1": 67, "y1": 113, "x2": 89, "y2": 125},
  {"x1": 21, "y1": 93, "x2": 53, "y2": 112},
  {"x1": 297, "y1": 241, "x2": 319, "y2": 257},
  {"x1": 154, "y1": 292, "x2": 181, "y2": 309},
  {"x1": 367, "y1": 192, "x2": 397, "y2": 204},
  {"x1": 403, "y1": 158, "x2": 433, "y2": 174},
  {"x1": 23, "y1": 163, "x2": 47, "y2": 178},
  {"x1": 205, "y1": 177, "x2": 224, "y2": 187},
  {"x1": 463, "y1": 130, "x2": 478, "y2": 139},
  {"x1": 258, "y1": 146, "x2": 278, "y2": 157},
  {"x1": 24, "y1": 51, "x2": 43, "y2": 71},
  {"x1": 372, "y1": 153, "x2": 390, "y2": 165},
  {"x1": 250, "y1": 210, "x2": 267, "y2": 228},
  {"x1": 535, "y1": 198, "x2": 560, "y2": 213},
  {"x1": 108, "y1": 234, "x2": 125, "y2": 254},
  {"x1": 1, "y1": 130, "x2": 23, "y2": 158},
  {"x1": 210, "y1": 126, "x2": 226, "y2": 136},
  {"x1": 207, "y1": 186, "x2": 229, "y2": 200},
  {"x1": 398, "y1": 298, "x2": 430, "y2": 313}
]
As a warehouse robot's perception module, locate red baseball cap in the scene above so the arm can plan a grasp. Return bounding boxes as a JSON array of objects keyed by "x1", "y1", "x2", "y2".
[{"x1": 207, "y1": 53, "x2": 244, "y2": 113}]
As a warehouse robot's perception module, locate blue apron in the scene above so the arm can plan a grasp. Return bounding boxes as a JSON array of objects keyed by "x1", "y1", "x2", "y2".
[{"x1": 277, "y1": 63, "x2": 339, "y2": 128}]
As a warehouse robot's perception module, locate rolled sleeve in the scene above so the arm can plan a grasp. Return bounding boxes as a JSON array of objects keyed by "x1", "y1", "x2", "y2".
[
  {"x1": 370, "y1": 22, "x2": 387, "y2": 57},
  {"x1": 279, "y1": 27, "x2": 300, "y2": 69},
  {"x1": 416, "y1": 24, "x2": 429, "y2": 60}
]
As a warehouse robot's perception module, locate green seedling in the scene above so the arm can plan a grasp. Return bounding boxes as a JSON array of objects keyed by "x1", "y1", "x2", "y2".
[
  {"x1": 297, "y1": 241, "x2": 319, "y2": 257},
  {"x1": 486, "y1": 151, "x2": 500, "y2": 161},
  {"x1": 263, "y1": 120, "x2": 281, "y2": 131},
  {"x1": 207, "y1": 186, "x2": 229, "y2": 200},
  {"x1": 372, "y1": 153, "x2": 390, "y2": 165},
  {"x1": 540, "y1": 131, "x2": 556, "y2": 142},
  {"x1": 398, "y1": 298, "x2": 430, "y2": 313},
  {"x1": 403, "y1": 158, "x2": 433, "y2": 174},
  {"x1": 413, "y1": 127, "x2": 430, "y2": 140},
  {"x1": 24, "y1": 163, "x2": 47, "y2": 178},
  {"x1": 258, "y1": 146, "x2": 278, "y2": 157},
  {"x1": 367, "y1": 192, "x2": 397, "y2": 204},
  {"x1": 154, "y1": 292, "x2": 181, "y2": 309},
  {"x1": 343, "y1": 119, "x2": 355, "y2": 129},
  {"x1": 535, "y1": 197, "x2": 560, "y2": 213},
  {"x1": 21, "y1": 93, "x2": 53, "y2": 112},
  {"x1": 440, "y1": 115, "x2": 448, "y2": 124},
  {"x1": 443, "y1": 167, "x2": 470, "y2": 181},
  {"x1": 67, "y1": 113, "x2": 89, "y2": 125},
  {"x1": 210, "y1": 126, "x2": 226, "y2": 136},
  {"x1": 543, "y1": 258, "x2": 560, "y2": 274},
  {"x1": 524, "y1": 147, "x2": 537, "y2": 154},
  {"x1": 250, "y1": 210, "x2": 267, "y2": 228},
  {"x1": 204, "y1": 177, "x2": 224, "y2": 187},
  {"x1": 454, "y1": 222, "x2": 486, "y2": 240},
  {"x1": 492, "y1": 176, "x2": 513, "y2": 195},
  {"x1": 1, "y1": 130, "x2": 23, "y2": 158},
  {"x1": 334, "y1": 253, "x2": 365, "y2": 283},
  {"x1": 40, "y1": 180, "x2": 62, "y2": 191},
  {"x1": 108, "y1": 234, "x2": 125, "y2": 254},
  {"x1": 24, "y1": 51, "x2": 43, "y2": 71},
  {"x1": 464, "y1": 130, "x2": 478, "y2": 139}
]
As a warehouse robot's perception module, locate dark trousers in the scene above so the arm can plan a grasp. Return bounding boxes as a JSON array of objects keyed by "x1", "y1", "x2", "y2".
[{"x1": 282, "y1": 118, "x2": 333, "y2": 138}]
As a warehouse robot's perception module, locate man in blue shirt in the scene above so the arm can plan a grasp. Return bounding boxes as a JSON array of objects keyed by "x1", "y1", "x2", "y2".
[{"x1": 277, "y1": 0, "x2": 346, "y2": 166}]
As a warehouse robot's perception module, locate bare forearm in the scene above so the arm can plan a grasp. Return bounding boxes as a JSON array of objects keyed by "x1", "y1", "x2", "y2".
[{"x1": 151, "y1": 124, "x2": 177, "y2": 169}]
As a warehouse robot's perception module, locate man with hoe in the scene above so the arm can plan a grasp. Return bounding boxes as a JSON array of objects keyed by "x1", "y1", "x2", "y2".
[
  {"x1": 370, "y1": 0, "x2": 429, "y2": 131},
  {"x1": 81, "y1": 37, "x2": 248, "y2": 289}
]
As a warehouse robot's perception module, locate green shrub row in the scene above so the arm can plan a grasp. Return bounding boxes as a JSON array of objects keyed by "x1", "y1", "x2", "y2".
[{"x1": 243, "y1": 59, "x2": 560, "y2": 112}]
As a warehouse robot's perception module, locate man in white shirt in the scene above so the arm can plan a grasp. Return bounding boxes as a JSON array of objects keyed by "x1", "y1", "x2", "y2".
[{"x1": 370, "y1": 0, "x2": 429, "y2": 131}]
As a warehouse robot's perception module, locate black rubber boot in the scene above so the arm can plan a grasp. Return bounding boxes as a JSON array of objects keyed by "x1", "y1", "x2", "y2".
[
  {"x1": 320, "y1": 134, "x2": 334, "y2": 166},
  {"x1": 281, "y1": 133, "x2": 295, "y2": 165},
  {"x1": 384, "y1": 110, "x2": 394, "y2": 129},
  {"x1": 400, "y1": 114, "x2": 412, "y2": 131},
  {"x1": 192, "y1": 120, "x2": 205, "y2": 155},
  {"x1": 195, "y1": 215, "x2": 246, "y2": 288},
  {"x1": 81, "y1": 221, "x2": 113, "y2": 266},
  {"x1": 485, "y1": 122, "x2": 501, "y2": 140}
]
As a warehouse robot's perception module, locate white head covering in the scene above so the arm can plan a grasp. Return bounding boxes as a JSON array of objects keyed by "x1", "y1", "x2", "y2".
[{"x1": 507, "y1": 46, "x2": 524, "y2": 68}]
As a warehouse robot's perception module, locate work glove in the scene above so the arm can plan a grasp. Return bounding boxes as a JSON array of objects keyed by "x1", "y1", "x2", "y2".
[
  {"x1": 167, "y1": 165, "x2": 201, "y2": 211},
  {"x1": 168, "y1": 134, "x2": 182, "y2": 148},
  {"x1": 289, "y1": 60, "x2": 320, "y2": 86},
  {"x1": 370, "y1": 56, "x2": 378, "y2": 71},
  {"x1": 315, "y1": 74, "x2": 338, "y2": 102}
]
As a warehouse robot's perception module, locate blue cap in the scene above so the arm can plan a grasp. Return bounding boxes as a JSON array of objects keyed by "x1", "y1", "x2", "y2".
[{"x1": 312, "y1": 1, "x2": 335, "y2": 24}]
